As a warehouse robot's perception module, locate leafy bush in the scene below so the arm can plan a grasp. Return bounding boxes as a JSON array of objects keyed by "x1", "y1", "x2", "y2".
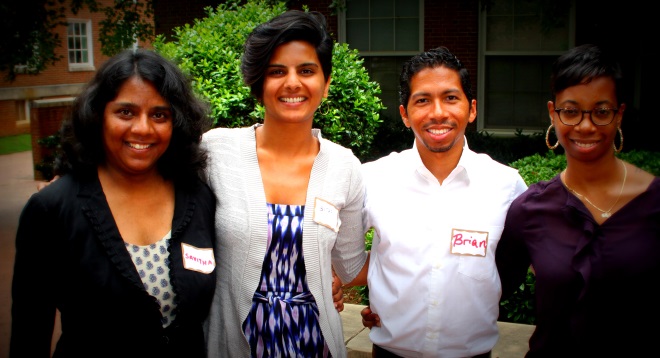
[
  {"x1": 345, "y1": 229, "x2": 373, "y2": 305},
  {"x1": 499, "y1": 267, "x2": 537, "y2": 324},
  {"x1": 153, "y1": 0, "x2": 384, "y2": 159},
  {"x1": 34, "y1": 134, "x2": 60, "y2": 180},
  {"x1": 511, "y1": 149, "x2": 660, "y2": 186}
]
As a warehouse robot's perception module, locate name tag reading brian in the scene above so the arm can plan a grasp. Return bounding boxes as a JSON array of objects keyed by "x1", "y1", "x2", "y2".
[
  {"x1": 450, "y1": 228, "x2": 489, "y2": 257},
  {"x1": 181, "y1": 243, "x2": 216, "y2": 274},
  {"x1": 313, "y1": 197, "x2": 340, "y2": 232}
]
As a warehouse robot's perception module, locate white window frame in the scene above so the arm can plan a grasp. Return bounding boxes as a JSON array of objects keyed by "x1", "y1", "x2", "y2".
[
  {"x1": 67, "y1": 19, "x2": 95, "y2": 72},
  {"x1": 16, "y1": 100, "x2": 30, "y2": 125},
  {"x1": 338, "y1": 0, "x2": 424, "y2": 124},
  {"x1": 338, "y1": 0, "x2": 424, "y2": 56},
  {"x1": 477, "y1": 0, "x2": 575, "y2": 135}
]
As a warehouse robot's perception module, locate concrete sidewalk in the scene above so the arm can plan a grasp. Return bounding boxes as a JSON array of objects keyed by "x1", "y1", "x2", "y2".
[
  {"x1": 0, "y1": 151, "x2": 535, "y2": 358},
  {"x1": 0, "y1": 151, "x2": 42, "y2": 358},
  {"x1": 340, "y1": 303, "x2": 535, "y2": 357}
]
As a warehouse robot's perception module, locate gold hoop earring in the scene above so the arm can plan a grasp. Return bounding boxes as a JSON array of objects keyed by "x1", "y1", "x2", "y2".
[
  {"x1": 317, "y1": 99, "x2": 330, "y2": 116},
  {"x1": 545, "y1": 124, "x2": 559, "y2": 150},
  {"x1": 613, "y1": 127, "x2": 624, "y2": 154}
]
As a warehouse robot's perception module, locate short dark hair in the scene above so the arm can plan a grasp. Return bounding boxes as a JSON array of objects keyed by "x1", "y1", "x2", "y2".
[
  {"x1": 241, "y1": 10, "x2": 333, "y2": 100},
  {"x1": 399, "y1": 46, "x2": 473, "y2": 109},
  {"x1": 550, "y1": 44, "x2": 624, "y2": 104},
  {"x1": 57, "y1": 49, "x2": 212, "y2": 188}
]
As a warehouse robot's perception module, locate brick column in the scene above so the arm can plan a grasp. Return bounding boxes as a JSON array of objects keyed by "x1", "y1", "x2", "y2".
[{"x1": 30, "y1": 98, "x2": 75, "y2": 180}]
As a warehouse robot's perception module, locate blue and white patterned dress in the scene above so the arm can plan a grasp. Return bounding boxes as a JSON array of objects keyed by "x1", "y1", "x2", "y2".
[{"x1": 242, "y1": 204, "x2": 330, "y2": 357}]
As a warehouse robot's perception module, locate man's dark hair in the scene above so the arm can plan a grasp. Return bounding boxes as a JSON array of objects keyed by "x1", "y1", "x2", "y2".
[{"x1": 399, "y1": 46, "x2": 473, "y2": 108}]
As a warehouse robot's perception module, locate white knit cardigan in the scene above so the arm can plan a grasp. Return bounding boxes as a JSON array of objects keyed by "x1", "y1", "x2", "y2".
[{"x1": 203, "y1": 124, "x2": 368, "y2": 358}]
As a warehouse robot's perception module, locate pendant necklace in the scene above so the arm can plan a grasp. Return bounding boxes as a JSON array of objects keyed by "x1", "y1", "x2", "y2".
[{"x1": 562, "y1": 159, "x2": 627, "y2": 218}]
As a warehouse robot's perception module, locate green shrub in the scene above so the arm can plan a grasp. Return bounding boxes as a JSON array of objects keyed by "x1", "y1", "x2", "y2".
[
  {"x1": 153, "y1": 0, "x2": 384, "y2": 159},
  {"x1": 510, "y1": 149, "x2": 660, "y2": 186},
  {"x1": 346, "y1": 229, "x2": 373, "y2": 305},
  {"x1": 34, "y1": 134, "x2": 60, "y2": 180}
]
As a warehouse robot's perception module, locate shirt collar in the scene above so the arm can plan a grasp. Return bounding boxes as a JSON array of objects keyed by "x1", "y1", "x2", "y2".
[{"x1": 410, "y1": 136, "x2": 479, "y2": 183}]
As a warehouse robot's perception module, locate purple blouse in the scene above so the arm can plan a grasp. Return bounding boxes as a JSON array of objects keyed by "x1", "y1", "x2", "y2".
[{"x1": 496, "y1": 175, "x2": 660, "y2": 357}]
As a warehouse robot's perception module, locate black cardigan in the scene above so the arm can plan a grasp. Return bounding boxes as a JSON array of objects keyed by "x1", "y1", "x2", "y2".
[{"x1": 10, "y1": 173, "x2": 217, "y2": 358}]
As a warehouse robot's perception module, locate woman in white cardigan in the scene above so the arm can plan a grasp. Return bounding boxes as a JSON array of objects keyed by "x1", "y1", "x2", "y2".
[{"x1": 203, "y1": 10, "x2": 368, "y2": 358}]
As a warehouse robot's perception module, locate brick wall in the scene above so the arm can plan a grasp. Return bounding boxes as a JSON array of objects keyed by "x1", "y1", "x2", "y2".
[
  {"x1": 0, "y1": 0, "x2": 126, "y2": 137},
  {"x1": 424, "y1": 0, "x2": 479, "y2": 96}
]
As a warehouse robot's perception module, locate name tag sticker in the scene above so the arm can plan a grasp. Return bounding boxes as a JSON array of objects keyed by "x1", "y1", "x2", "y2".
[
  {"x1": 313, "y1": 197, "x2": 340, "y2": 232},
  {"x1": 181, "y1": 243, "x2": 216, "y2": 274},
  {"x1": 450, "y1": 228, "x2": 488, "y2": 257}
]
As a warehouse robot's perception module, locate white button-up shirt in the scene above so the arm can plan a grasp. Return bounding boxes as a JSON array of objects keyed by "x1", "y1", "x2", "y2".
[{"x1": 362, "y1": 139, "x2": 528, "y2": 357}]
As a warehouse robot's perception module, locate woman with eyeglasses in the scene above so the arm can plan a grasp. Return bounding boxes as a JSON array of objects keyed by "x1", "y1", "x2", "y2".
[{"x1": 496, "y1": 44, "x2": 659, "y2": 357}]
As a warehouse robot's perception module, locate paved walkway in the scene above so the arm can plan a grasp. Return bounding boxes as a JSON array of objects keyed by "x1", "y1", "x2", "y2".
[
  {"x1": 0, "y1": 151, "x2": 42, "y2": 358},
  {"x1": 0, "y1": 151, "x2": 535, "y2": 358},
  {"x1": 340, "y1": 303, "x2": 535, "y2": 357}
]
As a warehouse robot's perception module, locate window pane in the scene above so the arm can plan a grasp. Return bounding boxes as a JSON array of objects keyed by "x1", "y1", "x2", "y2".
[
  {"x1": 395, "y1": 18, "x2": 418, "y2": 51},
  {"x1": 67, "y1": 21, "x2": 91, "y2": 65},
  {"x1": 488, "y1": 0, "x2": 513, "y2": 15},
  {"x1": 484, "y1": 56, "x2": 554, "y2": 129},
  {"x1": 485, "y1": 93, "x2": 514, "y2": 127},
  {"x1": 362, "y1": 56, "x2": 409, "y2": 130},
  {"x1": 486, "y1": 16, "x2": 513, "y2": 50},
  {"x1": 395, "y1": 0, "x2": 418, "y2": 17},
  {"x1": 346, "y1": 0, "x2": 369, "y2": 18},
  {"x1": 371, "y1": 19, "x2": 394, "y2": 51},
  {"x1": 371, "y1": 0, "x2": 393, "y2": 17},
  {"x1": 486, "y1": 59, "x2": 514, "y2": 92},
  {"x1": 514, "y1": 0, "x2": 537, "y2": 14},
  {"x1": 514, "y1": 15, "x2": 541, "y2": 50},
  {"x1": 541, "y1": 23, "x2": 569, "y2": 50},
  {"x1": 482, "y1": 0, "x2": 572, "y2": 131},
  {"x1": 347, "y1": 20, "x2": 369, "y2": 51}
]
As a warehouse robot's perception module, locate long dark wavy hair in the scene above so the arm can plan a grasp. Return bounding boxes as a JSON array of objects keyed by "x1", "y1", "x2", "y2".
[{"x1": 56, "y1": 49, "x2": 212, "y2": 189}]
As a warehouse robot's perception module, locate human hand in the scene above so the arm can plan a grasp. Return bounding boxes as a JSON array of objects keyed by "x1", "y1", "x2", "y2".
[
  {"x1": 361, "y1": 306, "x2": 380, "y2": 329},
  {"x1": 332, "y1": 270, "x2": 344, "y2": 312},
  {"x1": 36, "y1": 175, "x2": 60, "y2": 191}
]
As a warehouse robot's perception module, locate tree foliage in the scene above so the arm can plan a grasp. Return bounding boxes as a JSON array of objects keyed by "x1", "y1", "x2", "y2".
[
  {"x1": 154, "y1": 0, "x2": 384, "y2": 159},
  {"x1": 0, "y1": 0, "x2": 154, "y2": 81}
]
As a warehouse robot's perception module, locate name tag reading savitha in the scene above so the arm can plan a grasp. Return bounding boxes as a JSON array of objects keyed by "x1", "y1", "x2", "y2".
[{"x1": 181, "y1": 243, "x2": 216, "y2": 273}]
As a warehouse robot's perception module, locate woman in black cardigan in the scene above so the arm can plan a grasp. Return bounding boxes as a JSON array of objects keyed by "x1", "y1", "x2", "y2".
[{"x1": 10, "y1": 49, "x2": 217, "y2": 357}]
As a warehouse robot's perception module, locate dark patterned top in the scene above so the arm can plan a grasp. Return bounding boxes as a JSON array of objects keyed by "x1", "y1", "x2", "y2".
[{"x1": 242, "y1": 204, "x2": 330, "y2": 357}]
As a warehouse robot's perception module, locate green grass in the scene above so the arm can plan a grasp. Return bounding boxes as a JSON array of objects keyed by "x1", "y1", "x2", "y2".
[{"x1": 0, "y1": 134, "x2": 32, "y2": 155}]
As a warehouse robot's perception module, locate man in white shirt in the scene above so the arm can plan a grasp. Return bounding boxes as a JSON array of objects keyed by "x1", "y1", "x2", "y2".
[{"x1": 359, "y1": 46, "x2": 528, "y2": 357}]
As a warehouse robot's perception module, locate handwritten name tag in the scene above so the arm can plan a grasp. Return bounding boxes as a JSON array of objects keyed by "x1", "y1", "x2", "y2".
[
  {"x1": 181, "y1": 243, "x2": 216, "y2": 274},
  {"x1": 313, "y1": 197, "x2": 340, "y2": 232},
  {"x1": 450, "y1": 228, "x2": 489, "y2": 257}
]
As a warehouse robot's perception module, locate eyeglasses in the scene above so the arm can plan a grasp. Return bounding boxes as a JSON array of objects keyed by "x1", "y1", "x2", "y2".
[{"x1": 554, "y1": 107, "x2": 619, "y2": 126}]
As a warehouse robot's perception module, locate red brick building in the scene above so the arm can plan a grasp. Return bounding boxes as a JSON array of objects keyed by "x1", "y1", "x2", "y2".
[{"x1": 0, "y1": 0, "x2": 654, "y2": 152}]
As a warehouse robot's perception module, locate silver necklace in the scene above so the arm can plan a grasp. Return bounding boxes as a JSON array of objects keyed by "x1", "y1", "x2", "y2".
[{"x1": 562, "y1": 159, "x2": 627, "y2": 218}]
